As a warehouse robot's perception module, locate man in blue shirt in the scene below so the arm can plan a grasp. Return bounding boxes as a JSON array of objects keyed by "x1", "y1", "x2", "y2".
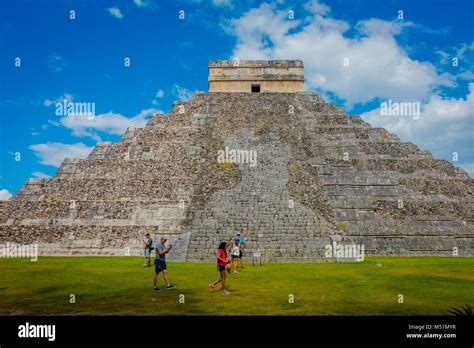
[
  {"x1": 234, "y1": 231, "x2": 246, "y2": 269},
  {"x1": 153, "y1": 237, "x2": 176, "y2": 292}
]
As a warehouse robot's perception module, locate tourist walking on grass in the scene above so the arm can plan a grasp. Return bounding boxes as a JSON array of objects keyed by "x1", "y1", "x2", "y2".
[
  {"x1": 230, "y1": 238, "x2": 240, "y2": 273},
  {"x1": 143, "y1": 233, "x2": 154, "y2": 267},
  {"x1": 153, "y1": 237, "x2": 176, "y2": 292},
  {"x1": 235, "y1": 231, "x2": 246, "y2": 269},
  {"x1": 209, "y1": 241, "x2": 231, "y2": 294}
]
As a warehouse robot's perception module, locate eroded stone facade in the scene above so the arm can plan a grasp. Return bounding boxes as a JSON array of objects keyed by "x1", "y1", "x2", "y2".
[
  {"x1": 208, "y1": 60, "x2": 304, "y2": 93},
  {"x1": 1, "y1": 64, "x2": 472, "y2": 261}
]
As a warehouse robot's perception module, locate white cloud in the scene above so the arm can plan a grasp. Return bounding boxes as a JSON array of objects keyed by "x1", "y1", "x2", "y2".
[
  {"x1": 59, "y1": 108, "x2": 160, "y2": 140},
  {"x1": 107, "y1": 7, "x2": 124, "y2": 19},
  {"x1": 48, "y1": 54, "x2": 66, "y2": 73},
  {"x1": 435, "y1": 42, "x2": 474, "y2": 82},
  {"x1": 456, "y1": 42, "x2": 474, "y2": 82},
  {"x1": 303, "y1": 0, "x2": 330, "y2": 15},
  {"x1": 179, "y1": 0, "x2": 233, "y2": 6},
  {"x1": 43, "y1": 93, "x2": 73, "y2": 107},
  {"x1": 362, "y1": 83, "x2": 473, "y2": 142},
  {"x1": 32, "y1": 171, "x2": 51, "y2": 179},
  {"x1": 41, "y1": 119, "x2": 60, "y2": 131},
  {"x1": 173, "y1": 84, "x2": 194, "y2": 101},
  {"x1": 459, "y1": 70, "x2": 474, "y2": 81},
  {"x1": 134, "y1": 0, "x2": 156, "y2": 8},
  {"x1": 152, "y1": 90, "x2": 165, "y2": 105},
  {"x1": 361, "y1": 83, "x2": 474, "y2": 176},
  {"x1": 212, "y1": 0, "x2": 233, "y2": 7},
  {"x1": 456, "y1": 42, "x2": 474, "y2": 59},
  {"x1": 48, "y1": 119, "x2": 60, "y2": 126},
  {"x1": 355, "y1": 18, "x2": 414, "y2": 38},
  {"x1": 436, "y1": 50, "x2": 450, "y2": 65},
  {"x1": 0, "y1": 189, "x2": 12, "y2": 200},
  {"x1": 43, "y1": 99, "x2": 53, "y2": 107},
  {"x1": 29, "y1": 142, "x2": 93, "y2": 167},
  {"x1": 228, "y1": 1, "x2": 453, "y2": 105}
]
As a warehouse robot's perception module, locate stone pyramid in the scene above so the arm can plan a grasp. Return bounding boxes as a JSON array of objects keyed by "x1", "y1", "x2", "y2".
[{"x1": 1, "y1": 61, "x2": 472, "y2": 261}]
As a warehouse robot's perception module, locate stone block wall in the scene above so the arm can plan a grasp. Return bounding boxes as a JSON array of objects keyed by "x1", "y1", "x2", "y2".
[
  {"x1": 0, "y1": 91, "x2": 472, "y2": 260},
  {"x1": 208, "y1": 60, "x2": 304, "y2": 92}
]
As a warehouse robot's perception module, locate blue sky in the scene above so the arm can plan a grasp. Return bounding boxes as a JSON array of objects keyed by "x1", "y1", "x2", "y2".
[{"x1": 0, "y1": 0, "x2": 473, "y2": 199}]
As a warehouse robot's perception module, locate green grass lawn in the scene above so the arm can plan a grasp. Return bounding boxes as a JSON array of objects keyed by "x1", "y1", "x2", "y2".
[{"x1": 0, "y1": 257, "x2": 472, "y2": 316}]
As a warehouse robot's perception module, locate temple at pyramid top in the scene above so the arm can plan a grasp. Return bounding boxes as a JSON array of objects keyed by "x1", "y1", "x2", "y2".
[{"x1": 208, "y1": 60, "x2": 304, "y2": 93}]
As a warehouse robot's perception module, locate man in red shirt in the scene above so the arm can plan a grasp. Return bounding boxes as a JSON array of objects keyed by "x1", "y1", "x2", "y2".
[{"x1": 209, "y1": 241, "x2": 231, "y2": 294}]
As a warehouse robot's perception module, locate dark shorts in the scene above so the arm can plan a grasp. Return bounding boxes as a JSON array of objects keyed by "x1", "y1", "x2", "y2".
[
  {"x1": 231, "y1": 254, "x2": 240, "y2": 260},
  {"x1": 154, "y1": 259, "x2": 167, "y2": 273},
  {"x1": 239, "y1": 250, "x2": 243, "y2": 258},
  {"x1": 217, "y1": 265, "x2": 225, "y2": 272}
]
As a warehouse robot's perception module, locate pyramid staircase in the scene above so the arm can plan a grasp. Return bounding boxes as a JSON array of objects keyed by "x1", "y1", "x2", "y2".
[{"x1": 0, "y1": 92, "x2": 472, "y2": 260}]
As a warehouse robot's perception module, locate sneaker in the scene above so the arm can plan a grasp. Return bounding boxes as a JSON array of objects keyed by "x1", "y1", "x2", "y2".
[
  {"x1": 209, "y1": 283, "x2": 215, "y2": 292},
  {"x1": 166, "y1": 284, "x2": 176, "y2": 290},
  {"x1": 221, "y1": 290, "x2": 230, "y2": 295},
  {"x1": 233, "y1": 270, "x2": 238, "y2": 273},
  {"x1": 153, "y1": 286, "x2": 161, "y2": 292}
]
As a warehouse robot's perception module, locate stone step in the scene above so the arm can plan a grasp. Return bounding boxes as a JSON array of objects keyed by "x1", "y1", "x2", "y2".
[
  {"x1": 333, "y1": 209, "x2": 376, "y2": 221},
  {"x1": 320, "y1": 174, "x2": 400, "y2": 185},
  {"x1": 323, "y1": 185, "x2": 408, "y2": 197},
  {"x1": 315, "y1": 159, "x2": 464, "y2": 178},
  {"x1": 349, "y1": 235, "x2": 473, "y2": 255},
  {"x1": 328, "y1": 195, "x2": 471, "y2": 209},
  {"x1": 341, "y1": 220, "x2": 471, "y2": 235}
]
